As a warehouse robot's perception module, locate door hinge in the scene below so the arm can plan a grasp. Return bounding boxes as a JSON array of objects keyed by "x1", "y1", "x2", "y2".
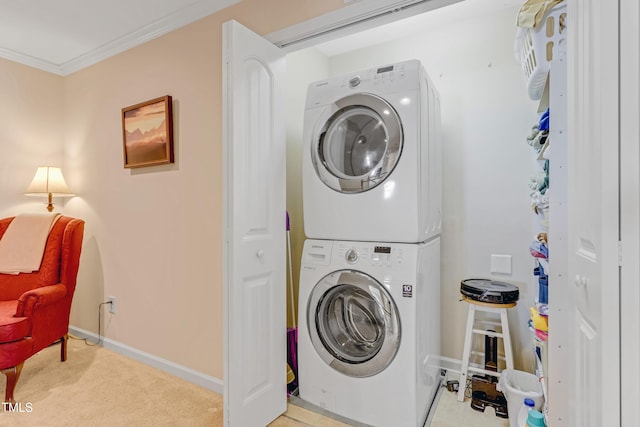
[{"x1": 618, "y1": 241, "x2": 623, "y2": 266}]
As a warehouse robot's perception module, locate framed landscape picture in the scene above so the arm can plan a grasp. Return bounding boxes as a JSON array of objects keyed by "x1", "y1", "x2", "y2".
[{"x1": 122, "y1": 95, "x2": 174, "y2": 168}]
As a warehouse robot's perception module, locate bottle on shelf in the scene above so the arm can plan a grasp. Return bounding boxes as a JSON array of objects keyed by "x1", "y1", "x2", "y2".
[
  {"x1": 526, "y1": 409, "x2": 546, "y2": 427},
  {"x1": 517, "y1": 398, "x2": 536, "y2": 427}
]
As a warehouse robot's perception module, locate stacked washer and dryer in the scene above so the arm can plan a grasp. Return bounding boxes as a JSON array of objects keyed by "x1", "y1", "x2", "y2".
[{"x1": 297, "y1": 60, "x2": 443, "y2": 427}]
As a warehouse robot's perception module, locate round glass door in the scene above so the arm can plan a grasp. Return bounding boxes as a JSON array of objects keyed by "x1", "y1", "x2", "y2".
[
  {"x1": 307, "y1": 270, "x2": 401, "y2": 377},
  {"x1": 312, "y1": 94, "x2": 403, "y2": 193}
]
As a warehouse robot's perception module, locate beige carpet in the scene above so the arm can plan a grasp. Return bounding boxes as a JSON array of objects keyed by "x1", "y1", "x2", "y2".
[
  {"x1": 0, "y1": 338, "x2": 342, "y2": 426},
  {"x1": 1, "y1": 338, "x2": 223, "y2": 426}
]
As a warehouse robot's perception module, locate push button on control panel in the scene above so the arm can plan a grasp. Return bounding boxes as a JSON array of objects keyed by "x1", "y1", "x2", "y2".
[
  {"x1": 372, "y1": 245, "x2": 393, "y2": 267},
  {"x1": 371, "y1": 253, "x2": 391, "y2": 267}
]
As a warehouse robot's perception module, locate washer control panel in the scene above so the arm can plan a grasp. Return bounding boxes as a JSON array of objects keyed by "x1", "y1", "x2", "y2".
[{"x1": 336, "y1": 242, "x2": 404, "y2": 268}]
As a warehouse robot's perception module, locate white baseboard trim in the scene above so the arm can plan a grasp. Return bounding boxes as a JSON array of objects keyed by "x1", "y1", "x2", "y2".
[
  {"x1": 437, "y1": 356, "x2": 463, "y2": 374},
  {"x1": 68, "y1": 326, "x2": 223, "y2": 394}
]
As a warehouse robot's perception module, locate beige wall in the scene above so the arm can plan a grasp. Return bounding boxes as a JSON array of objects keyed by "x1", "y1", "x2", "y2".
[
  {"x1": 0, "y1": 59, "x2": 64, "y2": 217},
  {"x1": 59, "y1": 0, "x2": 343, "y2": 380}
]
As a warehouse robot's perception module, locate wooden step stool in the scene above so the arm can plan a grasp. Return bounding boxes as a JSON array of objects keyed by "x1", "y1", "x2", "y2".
[{"x1": 457, "y1": 297, "x2": 516, "y2": 402}]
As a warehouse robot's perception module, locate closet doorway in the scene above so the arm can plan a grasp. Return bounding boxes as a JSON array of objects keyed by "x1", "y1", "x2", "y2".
[{"x1": 223, "y1": 1, "x2": 621, "y2": 425}]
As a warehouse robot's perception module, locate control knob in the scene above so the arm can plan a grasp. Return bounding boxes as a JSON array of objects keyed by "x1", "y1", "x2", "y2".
[{"x1": 345, "y1": 248, "x2": 359, "y2": 264}]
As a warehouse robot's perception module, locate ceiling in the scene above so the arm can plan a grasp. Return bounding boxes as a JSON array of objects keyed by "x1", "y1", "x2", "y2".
[
  {"x1": 0, "y1": 0, "x2": 523, "y2": 76},
  {"x1": 0, "y1": 0, "x2": 240, "y2": 75},
  {"x1": 315, "y1": 0, "x2": 524, "y2": 56}
]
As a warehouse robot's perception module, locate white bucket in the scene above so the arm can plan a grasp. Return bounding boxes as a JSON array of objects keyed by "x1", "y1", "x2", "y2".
[{"x1": 497, "y1": 369, "x2": 544, "y2": 427}]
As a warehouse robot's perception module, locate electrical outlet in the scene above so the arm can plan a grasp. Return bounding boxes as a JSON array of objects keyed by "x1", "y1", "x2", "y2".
[{"x1": 108, "y1": 296, "x2": 116, "y2": 314}]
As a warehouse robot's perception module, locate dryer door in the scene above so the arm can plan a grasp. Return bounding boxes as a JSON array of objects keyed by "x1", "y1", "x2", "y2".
[
  {"x1": 312, "y1": 94, "x2": 403, "y2": 193},
  {"x1": 307, "y1": 269, "x2": 401, "y2": 377}
]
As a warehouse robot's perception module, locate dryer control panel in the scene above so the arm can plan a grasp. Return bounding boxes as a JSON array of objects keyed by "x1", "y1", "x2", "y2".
[
  {"x1": 305, "y1": 59, "x2": 422, "y2": 108},
  {"x1": 343, "y1": 62, "x2": 409, "y2": 90}
]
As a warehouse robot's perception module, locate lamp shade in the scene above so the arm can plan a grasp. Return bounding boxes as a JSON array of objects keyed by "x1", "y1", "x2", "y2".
[{"x1": 24, "y1": 166, "x2": 74, "y2": 197}]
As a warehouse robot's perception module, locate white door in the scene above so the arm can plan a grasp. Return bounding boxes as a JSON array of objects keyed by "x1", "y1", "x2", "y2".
[
  {"x1": 619, "y1": 0, "x2": 640, "y2": 424},
  {"x1": 223, "y1": 20, "x2": 286, "y2": 427},
  {"x1": 567, "y1": 1, "x2": 620, "y2": 426}
]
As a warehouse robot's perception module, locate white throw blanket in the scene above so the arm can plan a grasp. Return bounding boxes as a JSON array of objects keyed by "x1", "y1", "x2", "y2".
[{"x1": 0, "y1": 213, "x2": 60, "y2": 274}]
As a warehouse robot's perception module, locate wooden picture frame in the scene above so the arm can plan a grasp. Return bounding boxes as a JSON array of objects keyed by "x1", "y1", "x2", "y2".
[{"x1": 122, "y1": 95, "x2": 174, "y2": 168}]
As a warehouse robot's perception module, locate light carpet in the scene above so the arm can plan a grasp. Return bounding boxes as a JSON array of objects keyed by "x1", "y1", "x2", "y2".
[
  {"x1": 0, "y1": 338, "x2": 347, "y2": 427},
  {"x1": 1, "y1": 338, "x2": 223, "y2": 426}
]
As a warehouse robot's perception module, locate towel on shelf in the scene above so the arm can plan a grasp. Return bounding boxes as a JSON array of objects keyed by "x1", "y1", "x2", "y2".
[
  {"x1": 516, "y1": 0, "x2": 563, "y2": 29},
  {"x1": 0, "y1": 213, "x2": 60, "y2": 274}
]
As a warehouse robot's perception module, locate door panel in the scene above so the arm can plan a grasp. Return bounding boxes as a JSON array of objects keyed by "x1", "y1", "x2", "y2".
[
  {"x1": 566, "y1": 0, "x2": 619, "y2": 425},
  {"x1": 620, "y1": 0, "x2": 640, "y2": 424},
  {"x1": 223, "y1": 19, "x2": 286, "y2": 427},
  {"x1": 574, "y1": 309, "x2": 598, "y2": 427}
]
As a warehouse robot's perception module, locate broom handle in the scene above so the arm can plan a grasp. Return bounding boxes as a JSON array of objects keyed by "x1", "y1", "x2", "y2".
[
  {"x1": 286, "y1": 212, "x2": 296, "y2": 327},
  {"x1": 287, "y1": 229, "x2": 296, "y2": 326}
]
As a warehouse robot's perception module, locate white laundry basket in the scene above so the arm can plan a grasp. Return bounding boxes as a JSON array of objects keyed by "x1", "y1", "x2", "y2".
[
  {"x1": 515, "y1": 3, "x2": 567, "y2": 100},
  {"x1": 497, "y1": 369, "x2": 544, "y2": 427}
]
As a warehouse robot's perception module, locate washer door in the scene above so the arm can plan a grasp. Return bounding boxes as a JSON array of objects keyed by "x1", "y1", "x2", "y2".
[
  {"x1": 312, "y1": 93, "x2": 403, "y2": 193},
  {"x1": 307, "y1": 270, "x2": 401, "y2": 377}
]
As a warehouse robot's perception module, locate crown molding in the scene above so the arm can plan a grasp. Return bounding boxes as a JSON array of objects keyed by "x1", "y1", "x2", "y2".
[
  {"x1": 0, "y1": 47, "x2": 64, "y2": 75},
  {"x1": 0, "y1": 0, "x2": 240, "y2": 76}
]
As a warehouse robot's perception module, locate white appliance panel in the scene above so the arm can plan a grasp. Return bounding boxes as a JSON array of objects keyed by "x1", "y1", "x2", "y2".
[
  {"x1": 298, "y1": 238, "x2": 441, "y2": 427},
  {"x1": 302, "y1": 60, "x2": 441, "y2": 243}
]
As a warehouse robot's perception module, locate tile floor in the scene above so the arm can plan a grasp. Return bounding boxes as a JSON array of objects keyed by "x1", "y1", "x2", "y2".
[
  {"x1": 429, "y1": 388, "x2": 510, "y2": 427},
  {"x1": 279, "y1": 379, "x2": 511, "y2": 427}
]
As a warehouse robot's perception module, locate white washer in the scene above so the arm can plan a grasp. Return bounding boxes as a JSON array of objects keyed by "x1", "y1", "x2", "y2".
[
  {"x1": 302, "y1": 59, "x2": 442, "y2": 243},
  {"x1": 298, "y1": 238, "x2": 441, "y2": 427}
]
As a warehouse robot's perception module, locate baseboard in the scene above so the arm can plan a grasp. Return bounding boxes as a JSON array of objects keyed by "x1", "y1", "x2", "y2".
[
  {"x1": 437, "y1": 356, "x2": 463, "y2": 374},
  {"x1": 68, "y1": 326, "x2": 223, "y2": 394}
]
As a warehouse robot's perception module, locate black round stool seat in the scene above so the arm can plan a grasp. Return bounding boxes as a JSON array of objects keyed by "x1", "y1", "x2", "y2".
[{"x1": 460, "y1": 278, "x2": 519, "y2": 304}]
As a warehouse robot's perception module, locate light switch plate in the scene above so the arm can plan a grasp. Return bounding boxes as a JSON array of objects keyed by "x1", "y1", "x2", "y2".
[{"x1": 490, "y1": 254, "x2": 512, "y2": 275}]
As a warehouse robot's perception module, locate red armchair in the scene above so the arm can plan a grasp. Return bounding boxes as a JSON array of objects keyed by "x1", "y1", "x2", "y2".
[{"x1": 0, "y1": 216, "x2": 84, "y2": 403}]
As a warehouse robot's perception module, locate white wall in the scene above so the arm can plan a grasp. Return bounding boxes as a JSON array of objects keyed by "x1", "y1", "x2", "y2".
[
  {"x1": 284, "y1": 49, "x2": 330, "y2": 327},
  {"x1": 287, "y1": 6, "x2": 540, "y2": 370}
]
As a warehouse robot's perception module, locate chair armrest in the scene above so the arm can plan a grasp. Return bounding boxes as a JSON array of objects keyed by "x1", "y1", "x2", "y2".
[{"x1": 15, "y1": 284, "x2": 67, "y2": 317}]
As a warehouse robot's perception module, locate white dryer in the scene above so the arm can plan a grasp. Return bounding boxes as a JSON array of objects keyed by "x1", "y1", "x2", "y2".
[
  {"x1": 297, "y1": 238, "x2": 441, "y2": 427},
  {"x1": 302, "y1": 60, "x2": 442, "y2": 243}
]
